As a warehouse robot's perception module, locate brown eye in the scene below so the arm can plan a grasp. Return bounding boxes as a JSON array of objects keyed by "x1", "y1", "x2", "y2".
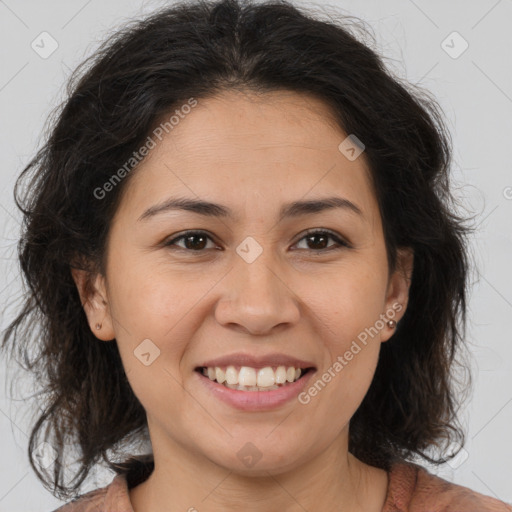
[
  {"x1": 165, "y1": 231, "x2": 216, "y2": 251},
  {"x1": 164, "y1": 229, "x2": 349, "y2": 253},
  {"x1": 293, "y1": 229, "x2": 349, "y2": 252}
]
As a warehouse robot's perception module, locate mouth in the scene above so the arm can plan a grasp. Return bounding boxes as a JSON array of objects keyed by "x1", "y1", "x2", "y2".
[
  {"x1": 194, "y1": 364, "x2": 317, "y2": 411},
  {"x1": 194, "y1": 365, "x2": 316, "y2": 392}
]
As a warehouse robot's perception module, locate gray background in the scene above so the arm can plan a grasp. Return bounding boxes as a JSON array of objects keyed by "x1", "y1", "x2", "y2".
[{"x1": 0, "y1": 0, "x2": 511, "y2": 510}]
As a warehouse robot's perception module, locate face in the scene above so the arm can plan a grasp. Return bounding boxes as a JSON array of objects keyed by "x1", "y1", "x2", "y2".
[{"x1": 73, "y1": 89, "x2": 413, "y2": 476}]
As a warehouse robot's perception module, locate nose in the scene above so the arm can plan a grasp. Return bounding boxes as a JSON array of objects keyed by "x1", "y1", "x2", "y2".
[{"x1": 214, "y1": 245, "x2": 301, "y2": 336}]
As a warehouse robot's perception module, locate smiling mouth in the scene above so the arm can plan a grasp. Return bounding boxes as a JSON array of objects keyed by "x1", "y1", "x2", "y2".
[{"x1": 194, "y1": 366, "x2": 315, "y2": 391}]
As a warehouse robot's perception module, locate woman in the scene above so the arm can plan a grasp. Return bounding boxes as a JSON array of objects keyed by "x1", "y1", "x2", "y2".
[{"x1": 2, "y1": 0, "x2": 510, "y2": 510}]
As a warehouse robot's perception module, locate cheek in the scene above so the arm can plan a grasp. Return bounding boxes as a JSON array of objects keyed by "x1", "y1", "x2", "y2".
[
  {"x1": 320, "y1": 350, "x2": 380, "y2": 437},
  {"x1": 108, "y1": 254, "x2": 195, "y2": 334},
  {"x1": 303, "y1": 326, "x2": 381, "y2": 431},
  {"x1": 109, "y1": 263, "x2": 217, "y2": 383},
  {"x1": 300, "y1": 266, "x2": 385, "y2": 405},
  {"x1": 306, "y1": 266, "x2": 387, "y2": 340}
]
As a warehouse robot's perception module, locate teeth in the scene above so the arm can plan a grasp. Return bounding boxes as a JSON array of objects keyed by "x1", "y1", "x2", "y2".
[
  {"x1": 224, "y1": 383, "x2": 280, "y2": 391},
  {"x1": 215, "y1": 367, "x2": 226, "y2": 384},
  {"x1": 225, "y1": 366, "x2": 238, "y2": 385},
  {"x1": 201, "y1": 365, "x2": 305, "y2": 389}
]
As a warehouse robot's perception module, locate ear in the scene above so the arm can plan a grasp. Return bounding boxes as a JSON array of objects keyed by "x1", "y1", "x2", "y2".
[
  {"x1": 70, "y1": 266, "x2": 116, "y2": 341},
  {"x1": 381, "y1": 247, "x2": 414, "y2": 342}
]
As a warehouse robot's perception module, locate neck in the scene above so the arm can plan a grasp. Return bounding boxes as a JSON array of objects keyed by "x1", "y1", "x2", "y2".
[{"x1": 129, "y1": 425, "x2": 389, "y2": 512}]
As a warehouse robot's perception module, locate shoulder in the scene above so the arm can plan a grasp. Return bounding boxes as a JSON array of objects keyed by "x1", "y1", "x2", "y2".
[
  {"x1": 49, "y1": 486, "x2": 108, "y2": 512},
  {"x1": 384, "y1": 461, "x2": 512, "y2": 512},
  {"x1": 49, "y1": 473, "x2": 132, "y2": 512}
]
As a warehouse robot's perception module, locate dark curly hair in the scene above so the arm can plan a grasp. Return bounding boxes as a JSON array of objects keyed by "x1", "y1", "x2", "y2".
[{"x1": 1, "y1": 0, "x2": 476, "y2": 501}]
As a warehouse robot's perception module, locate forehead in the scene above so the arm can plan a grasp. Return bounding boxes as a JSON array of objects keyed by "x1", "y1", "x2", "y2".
[
  {"x1": 163, "y1": 89, "x2": 349, "y2": 160},
  {"x1": 116, "y1": 89, "x2": 378, "y2": 227}
]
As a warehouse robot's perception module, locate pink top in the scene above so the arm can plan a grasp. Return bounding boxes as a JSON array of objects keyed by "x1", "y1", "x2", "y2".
[{"x1": 51, "y1": 461, "x2": 512, "y2": 512}]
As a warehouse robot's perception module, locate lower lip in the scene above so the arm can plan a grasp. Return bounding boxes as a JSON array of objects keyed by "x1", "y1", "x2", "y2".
[{"x1": 194, "y1": 368, "x2": 316, "y2": 411}]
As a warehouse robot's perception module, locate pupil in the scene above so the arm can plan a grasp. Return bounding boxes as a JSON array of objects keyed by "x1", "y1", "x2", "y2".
[
  {"x1": 185, "y1": 234, "x2": 207, "y2": 250},
  {"x1": 308, "y1": 234, "x2": 327, "y2": 249}
]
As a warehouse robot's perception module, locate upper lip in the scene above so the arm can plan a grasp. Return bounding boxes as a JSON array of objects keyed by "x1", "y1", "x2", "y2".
[{"x1": 197, "y1": 353, "x2": 316, "y2": 370}]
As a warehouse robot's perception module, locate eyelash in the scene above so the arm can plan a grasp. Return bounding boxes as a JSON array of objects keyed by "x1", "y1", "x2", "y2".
[{"x1": 164, "y1": 229, "x2": 350, "y2": 254}]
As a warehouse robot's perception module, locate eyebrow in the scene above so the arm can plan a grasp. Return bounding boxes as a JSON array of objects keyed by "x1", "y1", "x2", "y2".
[{"x1": 138, "y1": 195, "x2": 364, "y2": 223}]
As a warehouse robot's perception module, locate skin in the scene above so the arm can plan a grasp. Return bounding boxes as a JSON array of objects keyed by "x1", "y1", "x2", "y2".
[{"x1": 72, "y1": 89, "x2": 414, "y2": 512}]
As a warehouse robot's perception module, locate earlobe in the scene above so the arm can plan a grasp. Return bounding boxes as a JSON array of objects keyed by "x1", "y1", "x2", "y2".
[
  {"x1": 381, "y1": 247, "x2": 414, "y2": 341},
  {"x1": 70, "y1": 267, "x2": 115, "y2": 341}
]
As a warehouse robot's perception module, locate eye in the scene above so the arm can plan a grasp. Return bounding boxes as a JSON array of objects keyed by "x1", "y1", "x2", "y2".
[
  {"x1": 164, "y1": 230, "x2": 218, "y2": 251},
  {"x1": 293, "y1": 229, "x2": 350, "y2": 252},
  {"x1": 164, "y1": 229, "x2": 350, "y2": 253}
]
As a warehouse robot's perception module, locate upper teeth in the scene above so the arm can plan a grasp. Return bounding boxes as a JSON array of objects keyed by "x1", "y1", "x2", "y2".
[{"x1": 202, "y1": 366, "x2": 303, "y2": 387}]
